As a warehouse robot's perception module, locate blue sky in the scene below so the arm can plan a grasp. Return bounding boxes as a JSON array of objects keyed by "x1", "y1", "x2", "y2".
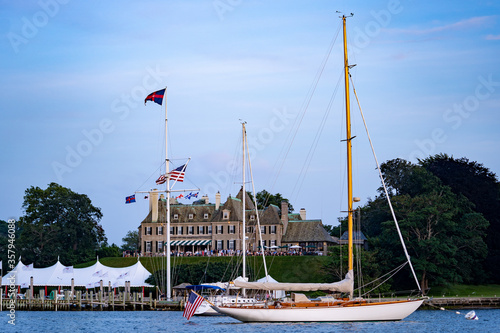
[{"x1": 1, "y1": 0, "x2": 499, "y2": 247}]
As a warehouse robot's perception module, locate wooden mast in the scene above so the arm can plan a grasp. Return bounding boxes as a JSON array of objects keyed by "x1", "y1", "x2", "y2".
[{"x1": 342, "y1": 15, "x2": 354, "y2": 299}]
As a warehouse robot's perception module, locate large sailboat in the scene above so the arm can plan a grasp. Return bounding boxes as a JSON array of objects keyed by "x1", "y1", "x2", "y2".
[{"x1": 211, "y1": 14, "x2": 424, "y2": 322}]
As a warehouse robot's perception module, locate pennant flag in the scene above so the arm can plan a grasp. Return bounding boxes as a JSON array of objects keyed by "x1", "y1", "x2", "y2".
[
  {"x1": 126, "y1": 195, "x2": 136, "y2": 204},
  {"x1": 183, "y1": 291, "x2": 204, "y2": 320},
  {"x1": 170, "y1": 164, "x2": 186, "y2": 182},
  {"x1": 144, "y1": 88, "x2": 165, "y2": 105},
  {"x1": 144, "y1": 195, "x2": 149, "y2": 199},
  {"x1": 176, "y1": 194, "x2": 184, "y2": 199},
  {"x1": 63, "y1": 266, "x2": 74, "y2": 273},
  {"x1": 156, "y1": 174, "x2": 167, "y2": 185},
  {"x1": 185, "y1": 192, "x2": 192, "y2": 200}
]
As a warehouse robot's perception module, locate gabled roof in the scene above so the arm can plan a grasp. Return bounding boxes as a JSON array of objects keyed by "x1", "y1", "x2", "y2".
[
  {"x1": 282, "y1": 220, "x2": 339, "y2": 243},
  {"x1": 340, "y1": 230, "x2": 367, "y2": 241}
]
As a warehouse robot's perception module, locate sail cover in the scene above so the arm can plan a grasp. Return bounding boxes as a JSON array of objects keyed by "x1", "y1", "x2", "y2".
[{"x1": 233, "y1": 271, "x2": 353, "y2": 293}]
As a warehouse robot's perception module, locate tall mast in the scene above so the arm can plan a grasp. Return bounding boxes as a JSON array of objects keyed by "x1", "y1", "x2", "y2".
[
  {"x1": 242, "y1": 122, "x2": 247, "y2": 283},
  {"x1": 343, "y1": 15, "x2": 354, "y2": 298},
  {"x1": 164, "y1": 87, "x2": 172, "y2": 301}
]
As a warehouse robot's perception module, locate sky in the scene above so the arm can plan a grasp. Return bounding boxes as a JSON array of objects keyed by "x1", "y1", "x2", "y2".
[{"x1": 1, "y1": 0, "x2": 499, "y2": 247}]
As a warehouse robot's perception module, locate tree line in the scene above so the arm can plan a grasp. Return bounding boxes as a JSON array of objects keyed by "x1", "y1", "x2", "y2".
[{"x1": 326, "y1": 154, "x2": 499, "y2": 293}]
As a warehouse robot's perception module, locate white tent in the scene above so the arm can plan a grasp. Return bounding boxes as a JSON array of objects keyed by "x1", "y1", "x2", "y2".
[{"x1": 1, "y1": 259, "x2": 153, "y2": 288}]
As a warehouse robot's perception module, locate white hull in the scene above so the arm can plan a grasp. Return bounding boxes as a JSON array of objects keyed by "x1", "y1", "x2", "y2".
[
  {"x1": 195, "y1": 301, "x2": 222, "y2": 316},
  {"x1": 212, "y1": 299, "x2": 423, "y2": 322}
]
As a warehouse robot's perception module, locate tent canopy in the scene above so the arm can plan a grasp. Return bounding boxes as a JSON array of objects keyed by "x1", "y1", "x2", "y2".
[{"x1": 2, "y1": 259, "x2": 153, "y2": 288}]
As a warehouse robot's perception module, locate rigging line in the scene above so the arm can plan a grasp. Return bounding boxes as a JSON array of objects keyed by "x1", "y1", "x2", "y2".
[
  {"x1": 291, "y1": 71, "x2": 344, "y2": 202},
  {"x1": 266, "y1": 22, "x2": 342, "y2": 197},
  {"x1": 350, "y1": 76, "x2": 422, "y2": 293},
  {"x1": 360, "y1": 262, "x2": 408, "y2": 297},
  {"x1": 246, "y1": 132, "x2": 269, "y2": 278},
  {"x1": 135, "y1": 162, "x2": 165, "y2": 192}
]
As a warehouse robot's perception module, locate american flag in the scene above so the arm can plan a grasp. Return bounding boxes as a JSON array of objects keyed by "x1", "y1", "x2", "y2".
[
  {"x1": 170, "y1": 164, "x2": 186, "y2": 182},
  {"x1": 156, "y1": 174, "x2": 167, "y2": 185},
  {"x1": 183, "y1": 291, "x2": 204, "y2": 320}
]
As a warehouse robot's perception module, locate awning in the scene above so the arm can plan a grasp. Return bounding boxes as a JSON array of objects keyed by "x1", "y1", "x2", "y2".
[{"x1": 170, "y1": 240, "x2": 212, "y2": 246}]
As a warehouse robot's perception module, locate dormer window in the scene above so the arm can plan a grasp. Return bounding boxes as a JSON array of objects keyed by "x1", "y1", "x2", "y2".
[
  {"x1": 188, "y1": 213, "x2": 194, "y2": 220},
  {"x1": 173, "y1": 214, "x2": 179, "y2": 220},
  {"x1": 204, "y1": 213, "x2": 209, "y2": 219},
  {"x1": 250, "y1": 215, "x2": 255, "y2": 220},
  {"x1": 223, "y1": 210, "x2": 230, "y2": 220}
]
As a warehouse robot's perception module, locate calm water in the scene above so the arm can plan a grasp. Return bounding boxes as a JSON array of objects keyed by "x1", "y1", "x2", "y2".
[{"x1": 2, "y1": 309, "x2": 500, "y2": 332}]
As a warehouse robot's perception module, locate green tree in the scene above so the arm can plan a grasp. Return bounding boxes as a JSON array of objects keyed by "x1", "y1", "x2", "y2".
[
  {"x1": 17, "y1": 183, "x2": 106, "y2": 266},
  {"x1": 97, "y1": 242, "x2": 122, "y2": 258},
  {"x1": 420, "y1": 154, "x2": 500, "y2": 283},
  {"x1": 121, "y1": 230, "x2": 139, "y2": 252},
  {"x1": 254, "y1": 190, "x2": 294, "y2": 213},
  {"x1": 370, "y1": 159, "x2": 489, "y2": 291}
]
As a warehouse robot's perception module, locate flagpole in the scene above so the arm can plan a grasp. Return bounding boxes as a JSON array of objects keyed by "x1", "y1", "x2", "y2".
[{"x1": 164, "y1": 87, "x2": 172, "y2": 301}]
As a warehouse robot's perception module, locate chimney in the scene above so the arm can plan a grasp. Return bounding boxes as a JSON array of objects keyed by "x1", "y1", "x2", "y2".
[
  {"x1": 215, "y1": 191, "x2": 221, "y2": 210},
  {"x1": 299, "y1": 208, "x2": 306, "y2": 220},
  {"x1": 281, "y1": 201, "x2": 289, "y2": 235},
  {"x1": 201, "y1": 194, "x2": 209, "y2": 204},
  {"x1": 150, "y1": 190, "x2": 159, "y2": 222}
]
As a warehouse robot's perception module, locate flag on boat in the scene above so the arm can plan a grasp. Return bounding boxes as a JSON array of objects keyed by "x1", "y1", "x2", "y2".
[
  {"x1": 125, "y1": 195, "x2": 136, "y2": 204},
  {"x1": 183, "y1": 291, "x2": 204, "y2": 320},
  {"x1": 170, "y1": 164, "x2": 186, "y2": 182},
  {"x1": 144, "y1": 88, "x2": 165, "y2": 105},
  {"x1": 156, "y1": 174, "x2": 167, "y2": 185}
]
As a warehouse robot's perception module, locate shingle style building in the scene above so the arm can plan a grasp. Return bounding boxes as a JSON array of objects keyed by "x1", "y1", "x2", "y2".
[{"x1": 138, "y1": 187, "x2": 338, "y2": 255}]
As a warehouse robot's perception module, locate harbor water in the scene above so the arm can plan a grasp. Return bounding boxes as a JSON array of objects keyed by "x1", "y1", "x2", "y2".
[{"x1": 2, "y1": 309, "x2": 500, "y2": 332}]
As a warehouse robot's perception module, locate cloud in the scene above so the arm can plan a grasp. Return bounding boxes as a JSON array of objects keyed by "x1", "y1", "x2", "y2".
[
  {"x1": 388, "y1": 16, "x2": 496, "y2": 35},
  {"x1": 485, "y1": 34, "x2": 500, "y2": 40}
]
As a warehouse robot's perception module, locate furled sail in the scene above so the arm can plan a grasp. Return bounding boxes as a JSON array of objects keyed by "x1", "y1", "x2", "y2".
[{"x1": 232, "y1": 270, "x2": 353, "y2": 293}]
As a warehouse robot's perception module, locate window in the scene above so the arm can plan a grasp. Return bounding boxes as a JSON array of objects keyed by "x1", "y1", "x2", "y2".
[
  {"x1": 157, "y1": 226, "x2": 163, "y2": 235},
  {"x1": 270, "y1": 226, "x2": 276, "y2": 234},
  {"x1": 204, "y1": 213, "x2": 209, "y2": 219},
  {"x1": 173, "y1": 214, "x2": 179, "y2": 220},
  {"x1": 198, "y1": 226, "x2": 204, "y2": 234},
  {"x1": 223, "y1": 210, "x2": 230, "y2": 220},
  {"x1": 188, "y1": 213, "x2": 194, "y2": 220},
  {"x1": 177, "y1": 226, "x2": 183, "y2": 235},
  {"x1": 260, "y1": 226, "x2": 266, "y2": 234},
  {"x1": 145, "y1": 241, "x2": 152, "y2": 252},
  {"x1": 228, "y1": 225, "x2": 235, "y2": 234},
  {"x1": 207, "y1": 226, "x2": 212, "y2": 235},
  {"x1": 217, "y1": 240, "x2": 223, "y2": 250},
  {"x1": 188, "y1": 226, "x2": 194, "y2": 235},
  {"x1": 216, "y1": 225, "x2": 223, "y2": 234},
  {"x1": 270, "y1": 240, "x2": 277, "y2": 247},
  {"x1": 170, "y1": 227, "x2": 174, "y2": 235},
  {"x1": 250, "y1": 215, "x2": 255, "y2": 220},
  {"x1": 145, "y1": 227, "x2": 152, "y2": 235},
  {"x1": 157, "y1": 241, "x2": 164, "y2": 252},
  {"x1": 246, "y1": 226, "x2": 254, "y2": 233},
  {"x1": 228, "y1": 240, "x2": 235, "y2": 250}
]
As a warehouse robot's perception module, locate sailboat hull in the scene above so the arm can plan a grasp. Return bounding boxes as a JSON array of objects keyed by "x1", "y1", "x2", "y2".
[{"x1": 212, "y1": 299, "x2": 423, "y2": 322}]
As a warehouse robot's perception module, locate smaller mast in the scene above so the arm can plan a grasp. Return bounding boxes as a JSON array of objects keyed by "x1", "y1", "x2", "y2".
[{"x1": 242, "y1": 121, "x2": 247, "y2": 283}]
